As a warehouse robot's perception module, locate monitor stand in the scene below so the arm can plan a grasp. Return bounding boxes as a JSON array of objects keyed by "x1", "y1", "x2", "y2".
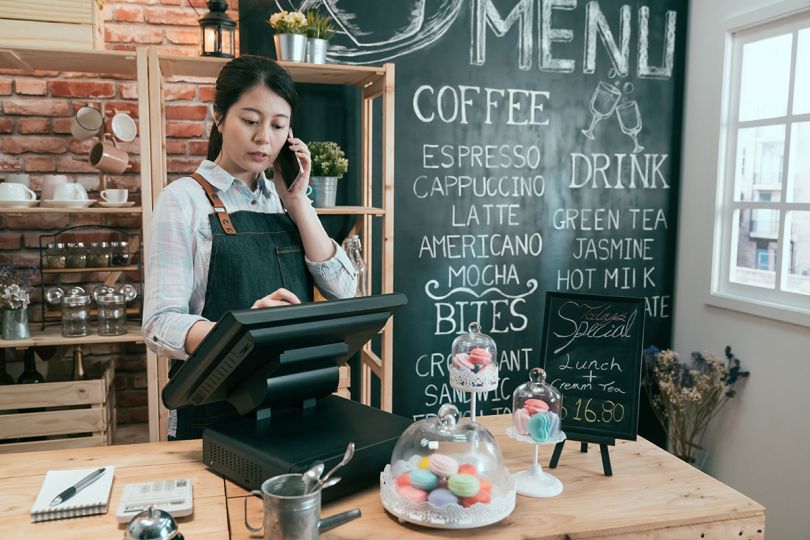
[{"x1": 202, "y1": 395, "x2": 412, "y2": 502}]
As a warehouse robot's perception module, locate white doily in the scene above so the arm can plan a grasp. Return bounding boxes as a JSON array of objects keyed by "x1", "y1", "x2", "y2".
[
  {"x1": 379, "y1": 465, "x2": 516, "y2": 529},
  {"x1": 449, "y1": 367, "x2": 499, "y2": 392},
  {"x1": 506, "y1": 426, "x2": 566, "y2": 446}
]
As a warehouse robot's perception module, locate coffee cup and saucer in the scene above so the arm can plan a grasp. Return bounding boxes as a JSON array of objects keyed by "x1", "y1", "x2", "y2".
[
  {"x1": 98, "y1": 189, "x2": 134, "y2": 208},
  {"x1": 43, "y1": 183, "x2": 96, "y2": 208},
  {"x1": 0, "y1": 178, "x2": 39, "y2": 208}
]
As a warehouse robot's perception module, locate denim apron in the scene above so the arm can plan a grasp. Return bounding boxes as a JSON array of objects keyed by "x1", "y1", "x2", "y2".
[{"x1": 172, "y1": 173, "x2": 313, "y2": 440}]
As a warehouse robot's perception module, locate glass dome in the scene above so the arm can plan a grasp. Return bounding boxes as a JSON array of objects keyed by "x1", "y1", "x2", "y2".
[
  {"x1": 449, "y1": 322, "x2": 498, "y2": 392},
  {"x1": 380, "y1": 404, "x2": 515, "y2": 528},
  {"x1": 508, "y1": 367, "x2": 564, "y2": 444}
]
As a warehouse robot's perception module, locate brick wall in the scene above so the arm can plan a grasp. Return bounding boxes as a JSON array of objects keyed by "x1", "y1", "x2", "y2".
[{"x1": 1, "y1": 0, "x2": 240, "y2": 428}]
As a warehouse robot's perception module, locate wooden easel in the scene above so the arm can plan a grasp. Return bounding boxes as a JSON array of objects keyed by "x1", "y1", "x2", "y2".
[{"x1": 549, "y1": 435, "x2": 615, "y2": 476}]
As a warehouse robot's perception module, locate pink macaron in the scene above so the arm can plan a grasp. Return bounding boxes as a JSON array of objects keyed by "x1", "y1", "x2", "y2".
[
  {"x1": 513, "y1": 407, "x2": 531, "y2": 435},
  {"x1": 397, "y1": 485, "x2": 428, "y2": 503},
  {"x1": 469, "y1": 348, "x2": 492, "y2": 366},
  {"x1": 524, "y1": 398, "x2": 550, "y2": 415},
  {"x1": 452, "y1": 353, "x2": 474, "y2": 370},
  {"x1": 428, "y1": 453, "x2": 459, "y2": 478}
]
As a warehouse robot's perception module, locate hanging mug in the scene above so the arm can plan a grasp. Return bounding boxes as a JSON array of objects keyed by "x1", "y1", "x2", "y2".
[
  {"x1": 71, "y1": 106, "x2": 104, "y2": 140},
  {"x1": 90, "y1": 140, "x2": 129, "y2": 175}
]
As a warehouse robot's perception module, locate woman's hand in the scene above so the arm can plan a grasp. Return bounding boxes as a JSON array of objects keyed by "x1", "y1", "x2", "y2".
[
  {"x1": 251, "y1": 287, "x2": 302, "y2": 309},
  {"x1": 272, "y1": 129, "x2": 311, "y2": 212}
]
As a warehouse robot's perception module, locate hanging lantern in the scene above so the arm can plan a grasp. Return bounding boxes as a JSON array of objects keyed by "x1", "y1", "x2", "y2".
[{"x1": 199, "y1": 0, "x2": 236, "y2": 58}]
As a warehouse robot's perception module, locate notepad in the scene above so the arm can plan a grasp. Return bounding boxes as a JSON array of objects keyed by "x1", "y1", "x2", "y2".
[{"x1": 30, "y1": 466, "x2": 115, "y2": 522}]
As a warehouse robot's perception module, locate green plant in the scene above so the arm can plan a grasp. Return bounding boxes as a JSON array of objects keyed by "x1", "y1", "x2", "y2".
[
  {"x1": 304, "y1": 11, "x2": 336, "y2": 40},
  {"x1": 267, "y1": 10, "x2": 307, "y2": 34},
  {"x1": 0, "y1": 265, "x2": 37, "y2": 309},
  {"x1": 309, "y1": 141, "x2": 348, "y2": 178}
]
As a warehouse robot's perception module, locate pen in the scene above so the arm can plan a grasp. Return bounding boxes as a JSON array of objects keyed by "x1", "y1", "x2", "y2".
[{"x1": 49, "y1": 467, "x2": 106, "y2": 507}]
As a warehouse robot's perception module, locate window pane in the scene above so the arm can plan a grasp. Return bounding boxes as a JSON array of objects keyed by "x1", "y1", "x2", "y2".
[
  {"x1": 784, "y1": 211, "x2": 810, "y2": 295},
  {"x1": 739, "y1": 33, "x2": 792, "y2": 121},
  {"x1": 789, "y1": 121, "x2": 810, "y2": 202},
  {"x1": 734, "y1": 125, "x2": 785, "y2": 202},
  {"x1": 732, "y1": 208, "x2": 779, "y2": 289},
  {"x1": 794, "y1": 28, "x2": 810, "y2": 115}
]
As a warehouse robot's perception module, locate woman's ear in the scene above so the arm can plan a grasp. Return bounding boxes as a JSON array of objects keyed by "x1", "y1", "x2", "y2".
[{"x1": 212, "y1": 106, "x2": 222, "y2": 128}]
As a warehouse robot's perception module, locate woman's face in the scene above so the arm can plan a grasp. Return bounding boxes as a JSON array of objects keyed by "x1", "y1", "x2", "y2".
[{"x1": 215, "y1": 84, "x2": 292, "y2": 183}]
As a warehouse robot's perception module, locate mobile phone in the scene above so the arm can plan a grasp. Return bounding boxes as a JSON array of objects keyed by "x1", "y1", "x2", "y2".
[{"x1": 275, "y1": 138, "x2": 301, "y2": 190}]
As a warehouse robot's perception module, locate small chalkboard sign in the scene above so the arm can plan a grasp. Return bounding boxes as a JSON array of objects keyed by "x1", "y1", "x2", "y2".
[{"x1": 541, "y1": 292, "x2": 645, "y2": 442}]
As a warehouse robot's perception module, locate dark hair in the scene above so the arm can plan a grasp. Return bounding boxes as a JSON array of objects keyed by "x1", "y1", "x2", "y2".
[{"x1": 207, "y1": 55, "x2": 299, "y2": 161}]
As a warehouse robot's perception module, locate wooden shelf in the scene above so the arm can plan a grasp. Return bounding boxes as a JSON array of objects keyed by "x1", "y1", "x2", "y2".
[
  {"x1": 0, "y1": 323, "x2": 143, "y2": 349},
  {"x1": 41, "y1": 265, "x2": 139, "y2": 274},
  {"x1": 158, "y1": 54, "x2": 385, "y2": 86},
  {"x1": 315, "y1": 206, "x2": 385, "y2": 216},
  {"x1": 0, "y1": 207, "x2": 142, "y2": 214},
  {"x1": 0, "y1": 46, "x2": 136, "y2": 75}
]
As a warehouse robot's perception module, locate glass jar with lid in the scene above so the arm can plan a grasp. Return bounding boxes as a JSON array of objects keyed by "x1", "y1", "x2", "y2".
[
  {"x1": 97, "y1": 293, "x2": 127, "y2": 336},
  {"x1": 65, "y1": 242, "x2": 87, "y2": 268},
  {"x1": 87, "y1": 241, "x2": 110, "y2": 267},
  {"x1": 61, "y1": 293, "x2": 91, "y2": 337},
  {"x1": 45, "y1": 242, "x2": 66, "y2": 269},
  {"x1": 111, "y1": 240, "x2": 130, "y2": 266},
  {"x1": 380, "y1": 403, "x2": 515, "y2": 528}
]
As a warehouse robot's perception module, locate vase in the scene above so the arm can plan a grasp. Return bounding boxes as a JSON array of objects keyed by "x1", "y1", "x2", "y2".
[
  {"x1": 307, "y1": 38, "x2": 329, "y2": 64},
  {"x1": 310, "y1": 176, "x2": 339, "y2": 208},
  {"x1": 1, "y1": 307, "x2": 31, "y2": 340},
  {"x1": 274, "y1": 34, "x2": 307, "y2": 62}
]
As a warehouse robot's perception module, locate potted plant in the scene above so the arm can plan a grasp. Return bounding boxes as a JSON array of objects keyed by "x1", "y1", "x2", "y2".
[
  {"x1": 304, "y1": 10, "x2": 336, "y2": 64},
  {"x1": 308, "y1": 141, "x2": 349, "y2": 208},
  {"x1": 267, "y1": 10, "x2": 307, "y2": 62},
  {"x1": 642, "y1": 346, "x2": 750, "y2": 468},
  {"x1": 0, "y1": 265, "x2": 37, "y2": 340}
]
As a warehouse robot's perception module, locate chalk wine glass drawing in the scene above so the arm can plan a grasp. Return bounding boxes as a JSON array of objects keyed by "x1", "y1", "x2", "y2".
[
  {"x1": 616, "y1": 100, "x2": 644, "y2": 153},
  {"x1": 274, "y1": 0, "x2": 464, "y2": 64},
  {"x1": 581, "y1": 80, "x2": 645, "y2": 154}
]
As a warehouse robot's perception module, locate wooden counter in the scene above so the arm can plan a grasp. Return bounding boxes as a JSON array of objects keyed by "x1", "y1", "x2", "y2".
[{"x1": 0, "y1": 415, "x2": 764, "y2": 539}]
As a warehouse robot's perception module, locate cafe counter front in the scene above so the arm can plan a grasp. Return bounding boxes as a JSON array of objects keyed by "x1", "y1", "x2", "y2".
[{"x1": 0, "y1": 415, "x2": 764, "y2": 539}]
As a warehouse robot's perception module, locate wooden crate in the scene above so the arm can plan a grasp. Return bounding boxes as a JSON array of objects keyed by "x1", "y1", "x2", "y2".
[
  {"x1": 0, "y1": 360, "x2": 115, "y2": 453},
  {"x1": 0, "y1": 0, "x2": 104, "y2": 50}
]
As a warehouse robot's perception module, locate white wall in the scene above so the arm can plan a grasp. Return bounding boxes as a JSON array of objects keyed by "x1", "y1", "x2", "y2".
[{"x1": 676, "y1": 1, "x2": 810, "y2": 539}]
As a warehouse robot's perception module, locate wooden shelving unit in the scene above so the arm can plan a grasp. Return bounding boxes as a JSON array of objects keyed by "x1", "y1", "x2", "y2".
[
  {"x1": 41, "y1": 265, "x2": 139, "y2": 274},
  {"x1": 0, "y1": 323, "x2": 143, "y2": 349},
  {"x1": 0, "y1": 207, "x2": 143, "y2": 214},
  {"x1": 145, "y1": 49, "x2": 395, "y2": 441}
]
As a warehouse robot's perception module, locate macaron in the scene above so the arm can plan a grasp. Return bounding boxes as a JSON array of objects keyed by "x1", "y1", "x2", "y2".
[
  {"x1": 460, "y1": 489, "x2": 491, "y2": 507},
  {"x1": 409, "y1": 469, "x2": 439, "y2": 491},
  {"x1": 527, "y1": 411, "x2": 551, "y2": 442},
  {"x1": 397, "y1": 485, "x2": 428, "y2": 503},
  {"x1": 452, "y1": 353, "x2": 475, "y2": 371},
  {"x1": 396, "y1": 473, "x2": 411, "y2": 488},
  {"x1": 427, "y1": 488, "x2": 458, "y2": 507},
  {"x1": 418, "y1": 456, "x2": 431, "y2": 469},
  {"x1": 478, "y1": 478, "x2": 492, "y2": 495},
  {"x1": 513, "y1": 407, "x2": 531, "y2": 435},
  {"x1": 428, "y1": 453, "x2": 459, "y2": 478},
  {"x1": 548, "y1": 411, "x2": 560, "y2": 437},
  {"x1": 469, "y1": 348, "x2": 492, "y2": 366},
  {"x1": 447, "y1": 474, "x2": 480, "y2": 498},
  {"x1": 524, "y1": 398, "x2": 550, "y2": 415},
  {"x1": 458, "y1": 464, "x2": 477, "y2": 476}
]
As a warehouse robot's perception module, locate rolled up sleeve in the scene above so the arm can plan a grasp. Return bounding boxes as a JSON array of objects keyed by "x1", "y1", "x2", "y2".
[
  {"x1": 305, "y1": 239, "x2": 357, "y2": 299},
  {"x1": 142, "y1": 188, "x2": 208, "y2": 360}
]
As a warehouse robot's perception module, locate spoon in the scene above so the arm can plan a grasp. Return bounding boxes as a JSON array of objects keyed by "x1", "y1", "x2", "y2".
[
  {"x1": 320, "y1": 476, "x2": 341, "y2": 490},
  {"x1": 302, "y1": 461, "x2": 324, "y2": 494},
  {"x1": 320, "y1": 442, "x2": 355, "y2": 487}
]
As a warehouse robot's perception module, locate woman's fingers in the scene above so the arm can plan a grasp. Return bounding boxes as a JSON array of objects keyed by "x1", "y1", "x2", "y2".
[{"x1": 269, "y1": 287, "x2": 301, "y2": 304}]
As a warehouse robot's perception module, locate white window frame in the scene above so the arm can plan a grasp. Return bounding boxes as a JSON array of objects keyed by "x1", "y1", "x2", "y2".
[{"x1": 709, "y1": 3, "x2": 810, "y2": 327}]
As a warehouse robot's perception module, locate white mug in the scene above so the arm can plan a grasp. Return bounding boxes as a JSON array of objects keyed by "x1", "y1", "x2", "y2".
[
  {"x1": 100, "y1": 189, "x2": 128, "y2": 203},
  {"x1": 71, "y1": 106, "x2": 104, "y2": 140},
  {"x1": 2, "y1": 173, "x2": 30, "y2": 188},
  {"x1": 53, "y1": 183, "x2": 89, "y2": 201},
  {"x1": 0, "y1": 182, "x2": 37, "y2": 201},
  {"x1": 41, "y1": 175, "x2": 68, "y2": 201},
  {"x1": 111, "y1": 113, "x2": 137, "y2": 142}
]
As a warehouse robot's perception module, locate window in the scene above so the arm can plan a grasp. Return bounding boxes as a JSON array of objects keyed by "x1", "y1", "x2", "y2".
[{"x1": 712, "y1": 10, "x2": 810, "y2": 324}]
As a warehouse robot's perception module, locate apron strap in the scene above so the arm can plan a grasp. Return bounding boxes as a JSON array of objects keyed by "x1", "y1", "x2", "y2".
[{"x1": 190, "y1": 172, "x2": 237, "y2": 235}]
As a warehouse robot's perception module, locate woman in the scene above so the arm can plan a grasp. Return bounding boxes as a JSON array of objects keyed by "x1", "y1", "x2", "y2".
[{"x1": 143, "y1": 55, "x2": 356, "y2": 440}]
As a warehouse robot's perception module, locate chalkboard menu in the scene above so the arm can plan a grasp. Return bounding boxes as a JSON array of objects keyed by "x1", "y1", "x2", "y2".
[
  {"x1": 541, "y1": 292, "x2": 644, "y2": 441},
  {"x1": 241, "y1": 0, "x2": 687, "y2": 427}
]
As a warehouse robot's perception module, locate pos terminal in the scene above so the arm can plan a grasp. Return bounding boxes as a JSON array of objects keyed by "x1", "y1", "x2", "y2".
[{"x1": 162, "y1": 294, "x2": 412, "y2": 501}]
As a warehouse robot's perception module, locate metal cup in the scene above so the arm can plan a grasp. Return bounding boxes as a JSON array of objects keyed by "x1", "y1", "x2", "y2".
[{"x1": 244, "y1": 474, "x2": 359, "y2": 540}]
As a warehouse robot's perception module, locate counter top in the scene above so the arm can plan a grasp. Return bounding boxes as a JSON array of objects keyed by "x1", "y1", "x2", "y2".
[{"x1": 0, "y1": 414, "x2": 764, "y2": 539}]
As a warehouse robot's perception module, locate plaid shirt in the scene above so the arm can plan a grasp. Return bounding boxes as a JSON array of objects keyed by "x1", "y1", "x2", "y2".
[{"x1": 143, "y1": 160, "x2": 357, "y2": 360}]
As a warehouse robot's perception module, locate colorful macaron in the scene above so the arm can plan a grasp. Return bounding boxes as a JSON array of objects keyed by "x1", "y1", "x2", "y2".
[
  {"x1": 527, "y1": 411, "x2": 551, "y2": 442},
  {"x1": 397, "y1": 485, "x2": 428, "y2": 503},
  {"x1": 427, "y1": 488, "x2": 458, "y2": 507},
  {"x1": 409, "y1": 469, "x2": 439, "y2": 491},
  {"x1": 458, "y1": 464, "x2": 477, "y2": 476},
  {"x1": 396, "y1": 473, "x2": 411, "y2": 488},
  {"x1": 428, "y1": 453, "x2": 459, "y2": 478},
  {"x1": 547, "y1": 411, "x2": 560, "y2": 437},
  {"x1": 460, "y1": 489, "x2": 491, "y2": 507},
  {"x1": 469, "y1": 347, "x2": 492, "y2": 366},
  {"x1": 447, "y1": 474, "x2": 480, "y2": 498},
  {"x1": 452, "y1": 353, "x2": 475, "y2": 371},
  {"x1": 418, "y1": 456, "x2": 430, "y2": 469},
  {"x1": 524, "y1": 398, "x2": 550, "y2": 415},
  {"x1": 513, "y1": 407, "x2": 531, "y2": 435}
]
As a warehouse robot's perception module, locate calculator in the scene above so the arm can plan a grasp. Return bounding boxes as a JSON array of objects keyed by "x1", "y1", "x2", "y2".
[{"x1": 115, "y1": 479, "x2": 194, "y2": 523}]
